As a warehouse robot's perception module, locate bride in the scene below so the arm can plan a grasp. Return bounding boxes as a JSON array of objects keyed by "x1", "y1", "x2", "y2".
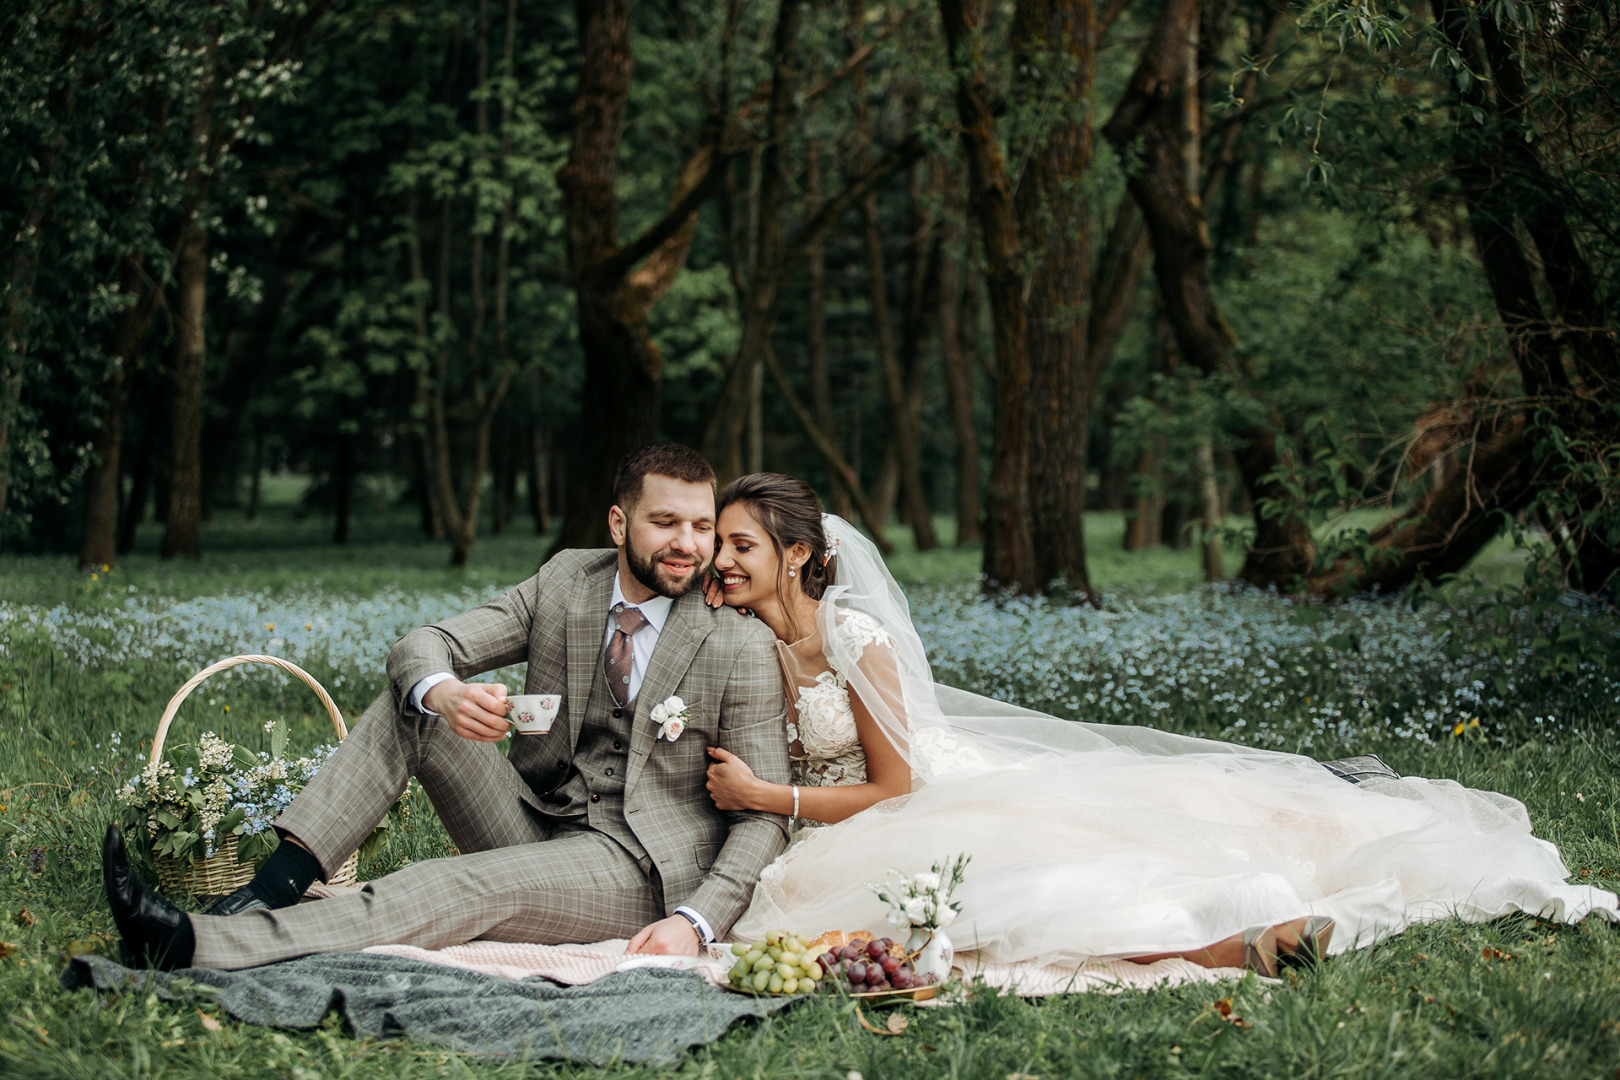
[{"x1": 700, "y1": 473, "x2": 1617, "y2": 974}]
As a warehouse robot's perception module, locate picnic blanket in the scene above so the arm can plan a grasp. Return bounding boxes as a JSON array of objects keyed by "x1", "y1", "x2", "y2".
[
  {"x1": 61, "y1": 951, "x2": 796, "y2": 1066},
  {"x1": 359, "y1": 937, "x2": 1259, "y2": 995}
]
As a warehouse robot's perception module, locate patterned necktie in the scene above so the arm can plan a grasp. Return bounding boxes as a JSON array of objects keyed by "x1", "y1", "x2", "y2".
[{"x1": 605, "y1": 602, "x2": 649, "y2": 705}]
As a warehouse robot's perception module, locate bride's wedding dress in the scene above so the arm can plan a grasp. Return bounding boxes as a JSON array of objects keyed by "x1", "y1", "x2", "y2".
[{"x1": 731, "y1": 521, "x2": 1618, "y2": 966}]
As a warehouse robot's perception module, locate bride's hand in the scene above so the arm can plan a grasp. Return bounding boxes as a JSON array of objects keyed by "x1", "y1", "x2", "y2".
[
  {"x1": 702, "y1": 575, "x2": 751, "y2": 617},
  {"x1": 706, "y1": 746, "x2": 763, "y2": 811},
  {"x1": 702, "y1": 573, "x2": 725, "y2": 609}
]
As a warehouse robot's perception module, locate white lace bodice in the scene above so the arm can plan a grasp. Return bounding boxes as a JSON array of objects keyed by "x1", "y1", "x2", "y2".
[{"x1": 780, "y1": 609, "x2": 895, "y2": 791}]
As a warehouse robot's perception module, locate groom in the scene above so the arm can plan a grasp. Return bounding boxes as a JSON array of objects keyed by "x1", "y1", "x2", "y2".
[{"x1": 103, "y1": 442, "x2": 792, "y2": 970}]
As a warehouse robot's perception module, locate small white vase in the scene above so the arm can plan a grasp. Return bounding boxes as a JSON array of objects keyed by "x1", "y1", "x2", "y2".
[{"x1": 906, "y1": 926, "x2": 953, "y2": 983}]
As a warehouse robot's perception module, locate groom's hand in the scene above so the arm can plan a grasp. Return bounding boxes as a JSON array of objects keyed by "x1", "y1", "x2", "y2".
[
  {"x1": 422, "y1": 679, "x2": 511, "y2": 742},
  {"x1": 626, "y1": 915, "x2": 704, "y2": 956}
]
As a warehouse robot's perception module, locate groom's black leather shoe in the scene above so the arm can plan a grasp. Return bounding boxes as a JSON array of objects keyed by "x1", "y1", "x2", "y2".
[
  {"x1": 201, "y1": 886, "x2": 270, "y2": 917},
  {"x1": 102, "y1": 824, "x2": 196, "y2": 970}
]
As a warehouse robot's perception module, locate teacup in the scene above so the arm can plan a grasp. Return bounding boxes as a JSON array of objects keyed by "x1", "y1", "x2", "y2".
[{"x1": 506, "y1": 693, "x2": 561, "y2": 735}]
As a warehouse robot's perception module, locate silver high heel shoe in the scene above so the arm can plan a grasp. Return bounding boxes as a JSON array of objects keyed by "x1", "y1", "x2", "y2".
[
  {"x1": 1281, "y1": 916, "x2": 1335, "y2": 970},
  {"x1": 1242, "y1": 925, "x2": 1280, "y2": 978}
]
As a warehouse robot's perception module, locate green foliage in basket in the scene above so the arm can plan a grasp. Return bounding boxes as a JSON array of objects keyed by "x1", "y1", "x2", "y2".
[{"x1": 117, "y1": 720, "x2": 402, "y2": 869}]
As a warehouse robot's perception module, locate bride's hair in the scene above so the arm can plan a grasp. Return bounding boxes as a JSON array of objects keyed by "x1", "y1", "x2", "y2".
[{"x1": 717, "y1": 473, "x2": 836, "y2": 605}]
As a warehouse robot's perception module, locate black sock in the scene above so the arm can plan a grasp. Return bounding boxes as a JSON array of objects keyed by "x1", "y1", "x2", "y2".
[
  {"x1": 246, "y1": 838, "x2": 323, "y2": 909},
  {"x1": 166, "y1": 916, "x2": 197, "y2": 968}
]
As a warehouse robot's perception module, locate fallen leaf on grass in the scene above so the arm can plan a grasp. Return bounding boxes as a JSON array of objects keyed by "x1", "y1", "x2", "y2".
[
  {"x1": 1211, "y1": 998, "x2": 1251, "y2": 1031},
  {"x1": 0, "y1": 942, "x2": 14, "y2": 958},
  {"x1": 1482, "y1": 947, "x2": 1514, "y2": 961},
  {"x1": 16, "y1": 909, "x2": 35, "y2": 927},
  {"x1": 854, "y1": 1005, "x2": 909, "y2": 1036},
  {"x1": 197, "y1": 1010, "x2": 222, "y2": 1032}
]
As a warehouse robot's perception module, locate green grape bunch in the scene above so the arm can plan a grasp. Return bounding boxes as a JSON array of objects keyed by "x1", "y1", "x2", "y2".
[{"x1": 726, "y1": 929, "x2": 825, "y2": 996}]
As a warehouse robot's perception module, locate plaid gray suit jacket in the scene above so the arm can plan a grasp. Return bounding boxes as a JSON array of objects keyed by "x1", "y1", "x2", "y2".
[{"x1": 385, "y1": 548, "x2": 791, "y2": 936}]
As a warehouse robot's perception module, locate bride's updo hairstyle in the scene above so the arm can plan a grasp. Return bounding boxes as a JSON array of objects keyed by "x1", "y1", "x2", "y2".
[{"x1": 717, "y1": 473, "x2": 836, "y2": 603}]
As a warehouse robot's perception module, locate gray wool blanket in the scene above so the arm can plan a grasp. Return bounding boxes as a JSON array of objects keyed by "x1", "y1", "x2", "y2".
[{"x1": 62, "y1": 952, "x2": 797, "y2": 1065}]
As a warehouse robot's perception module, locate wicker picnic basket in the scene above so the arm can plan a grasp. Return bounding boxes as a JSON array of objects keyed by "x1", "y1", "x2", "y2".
[{"x1": 148, "y1": 654, "x2": 360, "y2": 898}]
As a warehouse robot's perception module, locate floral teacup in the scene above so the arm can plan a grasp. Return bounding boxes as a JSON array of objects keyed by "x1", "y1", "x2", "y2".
[{"x1": 506, "y1": 693, "x2": 561, "y2": 735}]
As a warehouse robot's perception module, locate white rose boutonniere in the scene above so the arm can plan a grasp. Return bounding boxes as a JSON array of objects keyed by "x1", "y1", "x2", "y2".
[{"x1": 650, "y1": 695, "x2": 693, "y2": 743}]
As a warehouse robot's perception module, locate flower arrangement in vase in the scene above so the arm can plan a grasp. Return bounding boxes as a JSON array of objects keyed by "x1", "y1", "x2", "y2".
[{"x1": 866, "y1": 853, "x2": 970, "y2": 982}]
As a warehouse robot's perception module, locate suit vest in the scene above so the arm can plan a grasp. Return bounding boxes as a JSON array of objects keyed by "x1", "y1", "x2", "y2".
[{"x1": 535, "y1": 651, "x2": 646, "y2": 864}]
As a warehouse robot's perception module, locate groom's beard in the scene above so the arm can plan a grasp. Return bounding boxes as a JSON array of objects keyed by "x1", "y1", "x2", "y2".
[{"x1": 624, "y1": 536, "x2": 711, "y2": 599}]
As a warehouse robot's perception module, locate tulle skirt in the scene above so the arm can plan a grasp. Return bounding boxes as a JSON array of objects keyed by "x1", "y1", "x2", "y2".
[{"x1": 733, "y1": 736, "x2": 1617, "y2": 965}]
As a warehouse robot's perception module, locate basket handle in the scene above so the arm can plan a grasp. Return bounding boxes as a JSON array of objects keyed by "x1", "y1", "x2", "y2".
[{"x1": 151, "y1": 654, "x2": 348, "y2": 763}]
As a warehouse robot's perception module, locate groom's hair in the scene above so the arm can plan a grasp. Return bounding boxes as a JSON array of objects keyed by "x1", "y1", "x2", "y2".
[{"x1": 613, "y1": 443, "x2": 716, "y2": 513}]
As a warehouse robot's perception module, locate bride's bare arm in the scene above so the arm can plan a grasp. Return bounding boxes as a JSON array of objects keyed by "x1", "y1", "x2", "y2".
[{"x1": 705, "y1": 684, "x2": 910, "y2": 823}]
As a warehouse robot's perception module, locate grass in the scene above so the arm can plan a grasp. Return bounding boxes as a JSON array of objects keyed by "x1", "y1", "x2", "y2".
[{"x1": 1, "y1": 484, "x2": 1616, "y2": 1078}]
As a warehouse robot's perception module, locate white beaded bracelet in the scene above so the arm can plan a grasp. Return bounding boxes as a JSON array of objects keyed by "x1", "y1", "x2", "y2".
[{"x1": 789, "y1": 785, "x2": 799, "y2": 829}]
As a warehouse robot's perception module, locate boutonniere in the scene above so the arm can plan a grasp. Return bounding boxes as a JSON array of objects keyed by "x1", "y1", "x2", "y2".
[{"x1": 650, "y1": 696, "x2": 694, "y2": 742}]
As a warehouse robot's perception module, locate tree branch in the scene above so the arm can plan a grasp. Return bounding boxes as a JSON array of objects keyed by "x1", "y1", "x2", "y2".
[
  {"x1": 596, "y1": 142, "x2": 727, "y2": 280},
  {"x1": 763, "y1": 344, "x2": 894, "y2": 553},
  {"x1": 785, "y1": 133, "x2": 924, "y2": 262}
]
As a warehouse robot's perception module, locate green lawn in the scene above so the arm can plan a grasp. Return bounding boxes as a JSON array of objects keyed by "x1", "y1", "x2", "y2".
[{"x1": 0, "y1": 490, "x2": 1615, "y2": 1078}]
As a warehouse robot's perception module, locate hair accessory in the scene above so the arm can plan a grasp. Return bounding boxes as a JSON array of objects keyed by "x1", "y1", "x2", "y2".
[{"x1": 823, "y1": 536, "x2": 840, "y2": 565}]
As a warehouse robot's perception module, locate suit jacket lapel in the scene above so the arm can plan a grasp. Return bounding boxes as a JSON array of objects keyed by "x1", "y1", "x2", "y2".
[
  {"x1": 564, "y1": 560, "x2": 615, "y2": 753},
  {"x1": 626, "y1": 594, "x2": 711, "y2": 788}
]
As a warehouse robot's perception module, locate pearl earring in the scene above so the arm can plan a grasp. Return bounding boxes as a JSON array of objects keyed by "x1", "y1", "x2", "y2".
[{"x1": 788, "y1": 568, "x2": 797, "y2": 577}]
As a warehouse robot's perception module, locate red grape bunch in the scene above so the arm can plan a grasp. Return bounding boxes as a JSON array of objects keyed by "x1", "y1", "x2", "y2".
[{"x1": 815, "y1": 936, "x2": 940, "y2": 994}]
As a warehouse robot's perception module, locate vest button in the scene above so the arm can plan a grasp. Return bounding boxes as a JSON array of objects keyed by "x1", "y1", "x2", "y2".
[
  {"x1": 613, "y1": 740, "x2": 622, "y2": 750},
  {"x1": 611, "y1": 708, "x2": 625, "y2": 719},
  {"x1": 590, "y1": 793, "x2": 600, "y2": 803},
  {"x1": 605, "y1": 767, "x2": 614, "y2": 776},
  {"x1": 556, "y1": 760, "x2": 566, "y2": 770}
]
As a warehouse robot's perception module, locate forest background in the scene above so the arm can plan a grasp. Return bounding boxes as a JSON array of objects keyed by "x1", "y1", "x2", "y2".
[
  {"x1": 2, "y1": 0, "x2": 1617, "y2": 603},
  {"x1": 3, "y1": 2, "x2": 1620, "y2": 1073}
]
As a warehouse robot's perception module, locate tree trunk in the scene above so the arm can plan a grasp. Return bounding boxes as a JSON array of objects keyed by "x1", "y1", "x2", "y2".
[
  {"x1": 332, "y1": 431, "x2": 353, "y2": 544},
  {"x1": 78, "y1": 356, "x2": 132, "y2": 570},
  {"x1": 247, "y1": 425, "x2": 263, "y2": 521},
  {"x1": 0, "y1": 366, "x2": 23, "y2": 526},
  {"x1": 162, "y1": 219, "x2": 209, "y2": 559},
  {"x1": 1474, "y1": 16, "x2": 1618, "y2": 393},
  {"x1": 1101, "y1": 0, "x2": 1314, "y2": 586},
  {"x1": 804, "y1": 142, "x2": 855, "y2": 523},
  {"x1": 556, "y1": 0, "x2": 722, "y2": 551},
  {"x1": 699, "y1": 0, "x2": 804, "y2": 485},
  {"x1": 1087, "y1": 196, "x2": 1151, "y2": 379},
  {"x1": 493, "y1": 420, "x2": 517, "y2": 535},
  {"x1": 939, "y1": 0, "x2": 1035, "y2": 592},
  {"x1": 1123, "y1": 446, "x2": 1164, "y2": 551},
  {"x1": 894, "y1": 163, "x2": 941, "y2": 551},
  {"x1": 937, "y1": 206, "x2": 982, "y2": 545},
  {"x1": 1196, "y1": 434, "x2": 1223, "y2": 581},
  {"x1": 527, "y1": 425, "x2": 551, "y2": 534},
  {"x1": 1016, "y1": 0, "x2": 1097, "y2": 595},
  {"x1": 118, "y1": 429, "x2": 153, "y2": 555}
]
